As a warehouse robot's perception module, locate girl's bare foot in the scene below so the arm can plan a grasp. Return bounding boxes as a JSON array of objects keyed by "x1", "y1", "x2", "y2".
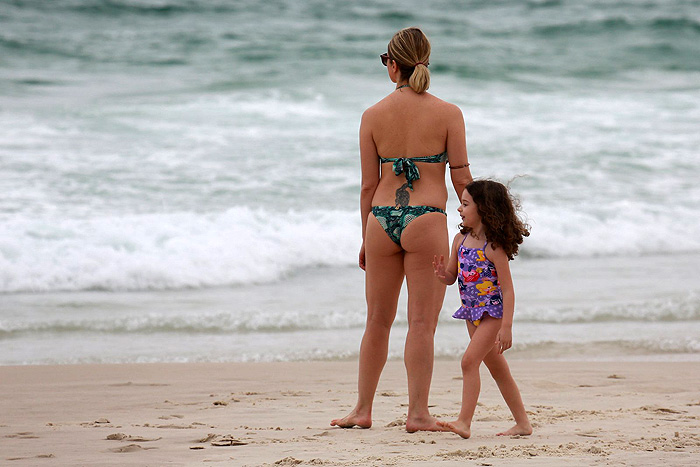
[
  {"x1": 405, "y1": 414, "x2": 442, "y2": 433},
  {"x1": 330, "y1": 411, "x2": 372, "y2": 429},
  {"x1": 496, "y1": 422, "x2": 532, "y2": 436},
  {"x1": 437, "y1": 419, "x2": 471, "y2": 439}
]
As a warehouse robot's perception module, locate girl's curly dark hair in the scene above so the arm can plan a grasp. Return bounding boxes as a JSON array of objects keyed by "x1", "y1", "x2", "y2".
[{"x1": 460, "y1": 179, "x2": 530, "y2": 260}]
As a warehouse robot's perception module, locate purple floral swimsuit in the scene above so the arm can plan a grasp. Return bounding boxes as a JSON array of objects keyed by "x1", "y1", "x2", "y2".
[{"x1": 453, "y1": 237, "x2": 503, "y2": 326}]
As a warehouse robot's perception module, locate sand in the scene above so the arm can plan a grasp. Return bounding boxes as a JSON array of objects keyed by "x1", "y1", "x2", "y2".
[{"x1": 1, "y1": 360, "x2": 699, "y2": 466}]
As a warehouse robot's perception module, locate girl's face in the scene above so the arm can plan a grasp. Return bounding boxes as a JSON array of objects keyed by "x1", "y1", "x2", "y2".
[{"x1": 458, "y1": 189, "x2": 481, "y2": 228}]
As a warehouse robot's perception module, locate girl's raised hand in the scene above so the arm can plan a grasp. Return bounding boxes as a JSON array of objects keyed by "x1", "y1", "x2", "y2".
[{"x1": 433, "y1": 255, "x2": 447, "y2": 279}]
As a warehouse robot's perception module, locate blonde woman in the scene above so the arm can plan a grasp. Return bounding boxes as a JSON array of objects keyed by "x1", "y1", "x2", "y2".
[{"x1": 331, "y1": 27, "x2": 472, "y2": 432}]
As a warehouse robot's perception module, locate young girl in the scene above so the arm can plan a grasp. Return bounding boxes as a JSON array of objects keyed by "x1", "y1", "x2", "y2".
[{"x1": 433, "y1": 180, "x2": 532, "y2": 439}]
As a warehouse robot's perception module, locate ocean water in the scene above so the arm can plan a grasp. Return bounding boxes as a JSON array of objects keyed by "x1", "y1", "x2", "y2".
[{"x1": 1, "y1": 0, "x2": 699, "y2": 364}]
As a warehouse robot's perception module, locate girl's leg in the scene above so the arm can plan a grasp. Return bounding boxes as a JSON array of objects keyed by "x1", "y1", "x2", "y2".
[
  {"x1": 331, "y1": 215, "x2": 404, "y2": 428},
  {"x1": 482, "y1": 348, "x2": 532, "y2": 436},
  {"x1": 438, "y1": 316, "x2": 501, "y2": 438},
  {"x1": 401, "y1": 212, "x2": 449, "y2": 432}
]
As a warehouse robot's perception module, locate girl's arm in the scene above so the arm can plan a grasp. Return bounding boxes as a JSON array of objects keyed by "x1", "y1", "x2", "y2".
[
  {"x1": 433, "y1": 234, "x2": 462, "y2": 285},
  {"x1": 358, "y1": 109, "x2": 380, "y2": 270},
  {"x1": 445, "y1": 104, "x2": 473, "y2": 197},
  {"x1": 486, "y1": 244, "x2": 515, "y2": 354}
]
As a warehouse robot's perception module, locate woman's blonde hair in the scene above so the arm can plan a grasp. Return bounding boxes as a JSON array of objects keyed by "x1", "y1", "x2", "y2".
[{"x1": 387, "y1": 27, "x2": 431, "y2": 93}]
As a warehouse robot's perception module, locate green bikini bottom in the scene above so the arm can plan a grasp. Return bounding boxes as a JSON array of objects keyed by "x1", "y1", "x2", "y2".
[{"x1": 371, "y1": 205, "x2": 447, "y2": 245}]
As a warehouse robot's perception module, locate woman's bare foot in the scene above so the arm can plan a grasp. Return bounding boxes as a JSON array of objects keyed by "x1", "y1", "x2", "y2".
[
  {"x1": 436, "y1": 419, "x2": 471, "y2": 439},
  {"x1": 496, "y1": 422, "x2": 532, "y2": 436},
  {"x1": 405, "y1": 414, "x2": 443, "y2": 433},
  {"x1": 330, "y1": 410, "x2": 372, "y2": 429}
]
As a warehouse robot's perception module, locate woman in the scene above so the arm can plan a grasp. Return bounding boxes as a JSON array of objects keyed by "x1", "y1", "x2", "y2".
[{"x1": 331, "y1": 27, "x2": 472, "y2": 432}]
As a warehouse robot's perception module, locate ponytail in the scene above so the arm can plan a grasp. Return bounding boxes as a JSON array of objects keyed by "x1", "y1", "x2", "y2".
[{"x1": 409, "y1": 63, "x2": 430, "y2": 94}]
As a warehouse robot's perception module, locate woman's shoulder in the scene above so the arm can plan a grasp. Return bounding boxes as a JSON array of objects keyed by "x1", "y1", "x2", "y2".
[
  {"x1": 362, "y1": 95, "x2": 393, "y2": 119},
  {"x1": 438, "y1": 99, "x2": 464, "y2": 122},
  {"x1": 424, "y1": 93, "x2": 462, "y2": 110},
  {"x1": 419, "y1": 94, "x2": 464, "y2": 128},
  {"x1": 361, "y1": 102, "x2": 383, "y2": 124}
]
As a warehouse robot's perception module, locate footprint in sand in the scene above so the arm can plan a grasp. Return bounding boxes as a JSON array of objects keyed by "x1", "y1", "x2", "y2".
[
  {"x1": 211, "y1": 438, "x2": 247, "y2": 446},
  {"x1": 210, "y1": 435, "x2": 248, "y2": 446},
  {"x1": 385, "y1": 419, "x2": 407, "y2": 427},
  {"x1": 195, "y1": 434, "x2": 218, "y2": 443},
  {"x1": 155, "y1": 424, "x2": 194, "y2": 429},
  {"x1": 6, "y1": 454, "x2": 55, "y2": 461},
  {"x1": 109, "y1": 382, "x2": 169, "y2": 387},
  {"x1": 275, "y1": 456, "x2": 304, "y2": 465},
  {"x1": 106, "y1": 433, "x2": 161, "y2": 442},
  {"x1": 191, "y1": 433, "x2": 248, "y2": 447},
  {"x1": 475, "y1": 415, "x2": 505, "y2": 422},
  {"x1": 640, "y1": 405, "x2": 684, "y2": 414},
  {"x1": 109, "y1": 444, "x2": 157, "y2": 453},
  {"x1": 5, "y1": 432, "x2": 40, "y2": 439},
  {"x1": 81, "y1": 418, "x2": 112, "y2": 427}
]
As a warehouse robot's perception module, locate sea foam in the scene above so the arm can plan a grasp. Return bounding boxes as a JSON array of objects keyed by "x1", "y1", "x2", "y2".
[
  {"x1": 2, "y1": 200, "x2": 700, "y2": 293},
  {"x1": 0, "y1": 207, "x2": 360, "y2": 293}
]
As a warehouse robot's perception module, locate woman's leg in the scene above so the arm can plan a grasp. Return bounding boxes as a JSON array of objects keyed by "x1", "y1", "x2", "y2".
[
  {"x1": 331, "y1": 215, "x2": 404, "y2": 428},
  {"x1": 438, "y1": 316, "x2": 501, "y2": 438},
  {"x1": 400, "y1": 212, "x2": 449, "y2": 432},
  {"x1": 482, "y1": 347, "x2": 532, "y2": 435}
]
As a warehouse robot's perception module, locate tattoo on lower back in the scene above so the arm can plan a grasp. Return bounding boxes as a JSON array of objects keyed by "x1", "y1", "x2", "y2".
[{"x1": 395, "y1": 183, "x2": 410, "y2": 208}]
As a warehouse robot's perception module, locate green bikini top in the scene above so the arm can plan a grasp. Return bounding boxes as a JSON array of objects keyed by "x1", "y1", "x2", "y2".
[{"x1": 379, "y1": 151, "x2": 448, "y2": 190}]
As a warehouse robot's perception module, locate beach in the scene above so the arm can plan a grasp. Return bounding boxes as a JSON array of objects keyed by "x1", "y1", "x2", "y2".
[
  {"x1": 2, "y1": 1, "x2": 700, "y2": 465},
  {"x1": 2, "y1": 360, "x2": 699, "y2": 466}
]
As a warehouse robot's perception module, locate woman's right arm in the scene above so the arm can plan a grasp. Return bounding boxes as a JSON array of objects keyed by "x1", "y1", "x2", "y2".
[
  {"x1": 445, "y1": 104, "x2": 473, "y2": 196},
  {"x1": 359, "y1": 109, "x2": 380, "y2": 269}
]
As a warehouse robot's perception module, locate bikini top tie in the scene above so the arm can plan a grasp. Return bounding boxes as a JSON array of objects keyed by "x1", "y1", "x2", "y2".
[{"x1": 379, "y1": 151, "x2": 448, "y2": 191}]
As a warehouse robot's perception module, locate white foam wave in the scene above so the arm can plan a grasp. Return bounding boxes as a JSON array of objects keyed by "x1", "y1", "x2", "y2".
[
  {"x1": 2, "y1": 199, "x2": 700, "y2": 293},
  {"x1": 516, "y1": 293, "x2": 700, "y2": 323},
  {"x1": 0, "y1": 308, "x2": 368, "y2": 335},
  {"x1": 0, "y1": 207, "x2": 361, "y2": 293},
  {"x1": 522, "y1": 199, "x2": 700, "y2": 257}
]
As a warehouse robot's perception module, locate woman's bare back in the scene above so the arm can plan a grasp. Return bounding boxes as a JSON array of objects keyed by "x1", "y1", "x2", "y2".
[{"x1": 366, "y1": 91, "x2": 462, "y2": 208}]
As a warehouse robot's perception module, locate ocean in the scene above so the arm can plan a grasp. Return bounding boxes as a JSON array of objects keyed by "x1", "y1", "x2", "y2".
[{"x1": 1, "y1": 0, "x2": 699, "y2": 365}]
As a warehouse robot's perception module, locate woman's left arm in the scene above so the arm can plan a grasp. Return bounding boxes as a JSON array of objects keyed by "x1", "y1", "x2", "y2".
[
  {"x1": 487, "y1": 245, "x2": 514, "y2": 354},
  {"x1": 445, "y1": 104, "x2": 473, "y2": 196}
]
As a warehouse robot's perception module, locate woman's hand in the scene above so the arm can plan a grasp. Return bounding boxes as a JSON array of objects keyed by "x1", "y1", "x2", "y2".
[
  {"x1": 359, "y1": 243, "x2": 366, "y2": 270},
  {"x1": 433, "y1": 255, "x2": 447, "y2": 280},
  {"x1": 495, "y1": 326, "x2": 513, "y2": 354}
]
